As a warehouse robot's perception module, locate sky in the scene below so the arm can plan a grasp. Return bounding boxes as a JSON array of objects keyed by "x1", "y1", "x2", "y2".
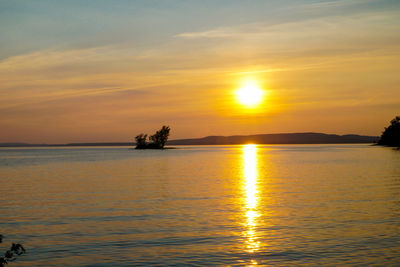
[{"x1": 1, "y1": 0, "x2": 399, "y2": 143}]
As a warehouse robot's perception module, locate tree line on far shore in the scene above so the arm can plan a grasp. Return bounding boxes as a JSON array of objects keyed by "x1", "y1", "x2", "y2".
[{"x1": 378, "y1": 116, "x2": 400, "y2": 147}]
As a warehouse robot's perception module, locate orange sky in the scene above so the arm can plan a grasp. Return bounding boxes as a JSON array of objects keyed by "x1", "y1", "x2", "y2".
[{"x1": 1, "y1": 1, "x2": 399, "y2": 143}]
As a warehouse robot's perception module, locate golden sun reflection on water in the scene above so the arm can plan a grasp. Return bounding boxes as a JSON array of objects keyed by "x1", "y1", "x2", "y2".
[{"x1": 242, "y1": 144, "x2": 261, "y2": 256}]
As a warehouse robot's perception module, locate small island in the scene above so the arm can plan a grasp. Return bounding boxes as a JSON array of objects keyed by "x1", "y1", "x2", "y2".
[
  {"x1": 378, "y1": 116, "x2": 400, "y2": 147},
  {"x1": 135, "y1": 125, "x2": 170, "y2": 149}
]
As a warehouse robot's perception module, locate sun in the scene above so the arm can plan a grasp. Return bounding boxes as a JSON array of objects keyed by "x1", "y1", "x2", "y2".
[{"x1": 236, "y1": 81, "x2": 264, "y2": 107}]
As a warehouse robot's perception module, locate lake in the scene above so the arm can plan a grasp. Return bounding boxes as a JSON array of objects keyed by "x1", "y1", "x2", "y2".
[{"x1": 1, "y1": 144, "x2": 399, "y2": 266}]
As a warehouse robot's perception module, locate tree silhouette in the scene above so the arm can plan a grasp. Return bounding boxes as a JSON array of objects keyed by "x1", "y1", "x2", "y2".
[
  {"x1": 149, "y1": 126, "x2": 170, "y2": 148},
  {"x1": 135, "y1": 133, "x2": 148, "y2": 149},
  {"x1": 378, "y1": 116, "x2": 400, "y2": 147},
  {"x1": 135, "y1": 126, "x2": 170, "y2": 149}
]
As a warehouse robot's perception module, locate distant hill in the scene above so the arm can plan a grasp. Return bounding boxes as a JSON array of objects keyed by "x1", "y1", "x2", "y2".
[
  {"x1": 167, "y1": 133, "x2": 378, "y2": 145},
  {"x1": 0, "y1": 142, "x2": 132, "y2": 147},
  {"x1": 0, "y1": 133, "x2": 378, "y2": 147},
  {"x1": 0, "y1": 143, "x2": 31, "y2": 147}
]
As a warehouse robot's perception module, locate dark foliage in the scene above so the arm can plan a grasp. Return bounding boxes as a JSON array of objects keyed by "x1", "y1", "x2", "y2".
[
  {"x1": 149, "y1": 126, "x2": 170, "y2": 148},
  {"x1": 0, "y1": 236, "x2": 26, "y2": 267},
  {"x1": 135, "y1": 126, "x2": 170, "y2": 149},
  {"x1": 135, "y1": 133, "x2": 148, "y2": 148},
  {"x1": 0, "y1": 257, "x2": 7, "y2": 267},
  {"x1": 4, "y1": 250, "x2": 12, "y2": 259},
  {"x1": 378, "y1": 116, "x2": 400, "y2": 147},
  {"x1": 10, "y1": 244, "x2": 25, "y2": 255}
]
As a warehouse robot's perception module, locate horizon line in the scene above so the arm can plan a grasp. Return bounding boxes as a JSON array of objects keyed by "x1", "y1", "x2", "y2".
[{"x1": 0, "y1": 131, "x2": 379, "y2": 146}]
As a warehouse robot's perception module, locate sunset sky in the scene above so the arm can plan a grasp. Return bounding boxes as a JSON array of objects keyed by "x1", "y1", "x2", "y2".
[{"x1": 1, "y1": 0, "x2": 399, "y2": 143}]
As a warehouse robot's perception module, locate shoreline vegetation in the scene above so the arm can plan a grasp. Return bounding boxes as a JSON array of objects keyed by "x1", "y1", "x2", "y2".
[
  {"x1": 377, "y1": 116, "x2": 400, "y2": 147},
  {"x1": 135, "y1": 126, "x2": 170, "y2": 149},
  {"x1": 0, "y1": 235, "x2": 26, "y2": 267}
]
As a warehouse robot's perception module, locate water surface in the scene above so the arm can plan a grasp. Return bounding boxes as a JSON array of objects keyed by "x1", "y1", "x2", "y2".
[{"x1": 1, "y1": 145, "x2": 399, "y2": 266}]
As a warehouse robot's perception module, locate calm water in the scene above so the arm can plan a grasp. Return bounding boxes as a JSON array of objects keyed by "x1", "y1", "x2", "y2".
[{"x1": 1, "y1": 144, "x2": 399, "y2": 266}]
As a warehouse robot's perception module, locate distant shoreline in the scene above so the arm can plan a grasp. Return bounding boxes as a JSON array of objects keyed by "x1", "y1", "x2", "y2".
[{"x1": 0, "y1": 132, "x2": 378, "y2": 147}]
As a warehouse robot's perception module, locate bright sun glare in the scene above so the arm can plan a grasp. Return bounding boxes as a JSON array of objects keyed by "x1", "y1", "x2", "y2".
[{"x1": 236, "y1": 81, "x2": 264, "y2": 107}]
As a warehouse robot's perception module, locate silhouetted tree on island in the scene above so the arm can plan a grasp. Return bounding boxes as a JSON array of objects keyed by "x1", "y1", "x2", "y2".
[
  {"x1": 378, "y1": 116, "x2": 400, "y2": 147},
  {"x1": 135, "y1": 126, "x2": 170, "y2": 149},
  {"x1": 135, "y1": 133, "x2": 148, "y2": 148}
]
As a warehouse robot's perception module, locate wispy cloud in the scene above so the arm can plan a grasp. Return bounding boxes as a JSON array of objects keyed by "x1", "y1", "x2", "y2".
[
  {"x1": 296, "y1": 0, "x2": 377, "y2": 10},
  {"x1": 175, "y1": 27, "x2": 239, "y2": 39},
  {"x1": 176, "y1": 9, "x2": 400, "y2": 41}
]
